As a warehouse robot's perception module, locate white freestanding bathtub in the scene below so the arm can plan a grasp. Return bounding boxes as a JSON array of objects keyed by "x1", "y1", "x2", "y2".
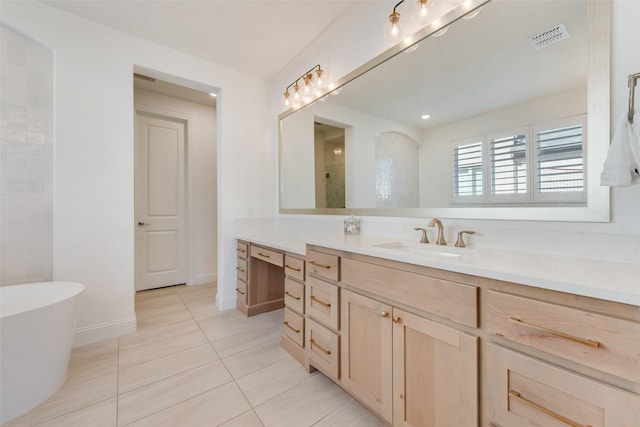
[{"x1": 0, "y1": 282, "x2": 84, "y2": 424}]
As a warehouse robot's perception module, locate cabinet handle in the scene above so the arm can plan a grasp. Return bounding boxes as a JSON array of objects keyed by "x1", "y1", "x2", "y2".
[
  {"x1": 508, "y1": 390, "x2": 592, "y2": 427},
  {"x1": 309, "y1": 338, "x2": 331, "y2": 355},
  {"x1": 310, "y1": 295, "x2": 331, "y2": 308},
  {"x1": 285, "y1": 264, "x2": 301, "y2": 272},
  {"x1": 236, "y1": 267, "x2": 245, "y2": 272},
  {"x1": 283, "y1": 321, "x2": 300, "y2": 334},
  {"x1": 308, "y1": 260, "x2": 331, "y2": 269},
  {"x1": 257, "y1": 252, "x2": 271, "y2": 258},
  {"x1": 235, "y1": 288, "x2": 245, "y2": 295},
  {"x1": 392, "y1": 316, "x2": 401, "y2": 323},
  {"x1": 379, "y1": 311, "x2": 389, "y2": 318},
  {"x1": 236, "y1": 248, "x2": 246, "y2": 253},
  {"x1": 284, "y1": 291, "x2": 301, "y2": 300},
  {"x1": 508, "y1": 317, "x2": 601, "y2": 348}
]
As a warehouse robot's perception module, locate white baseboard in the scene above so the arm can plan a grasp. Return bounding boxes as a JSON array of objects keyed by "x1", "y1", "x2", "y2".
[
  {"x1": 73, "y1": 316, "x2": 137, "y2": 347},
  {"x1": 195, "y1": 272, "x2": 216, "y2": 285}
]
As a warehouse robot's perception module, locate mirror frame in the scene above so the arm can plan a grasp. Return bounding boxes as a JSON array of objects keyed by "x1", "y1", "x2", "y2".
[{"x1": 278, "y1": 0, "x2": 610, "y2": 222}]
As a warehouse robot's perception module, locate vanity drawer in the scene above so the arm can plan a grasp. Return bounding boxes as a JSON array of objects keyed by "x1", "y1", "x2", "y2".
[
  {"x1": 284, "y1": 277, "x2": 304, "y2": 314},
  {"x1": 236, "y1": 258, "x2": 248, "y2": 282},
  {"x1": 283, "y1": 308, "x2": 304, "y2": 347},
  {"x1": 236, "y1": 240, "x2": 248, "y2": 260},
  {"x1": 236, "y1": 279, "x2": 247, "y2": 305},
  {"x1": 487, "y1": 290, "x2": 640, "y2": 384},
  {"x1": 250, "y1": 245, "x2": 284, "y2": 267},
  {"x1": 306, "y1": 276, "x2": 340, "y2": 330},
  {"x1": 306, "y1": 249, "x2": 339, "y2": 282},
  {"x1": 486, "y1": 343, "x2": 640, "y2": 427},
  {"x1": 306, "y1": 317, "x2": 340, "y2": 381},
  {"x1": 284, "y1": 255, "x2": 305, "y2": 281},
  {"x1": 341, "y1": 258, "x2": 478, "y2": 328}
]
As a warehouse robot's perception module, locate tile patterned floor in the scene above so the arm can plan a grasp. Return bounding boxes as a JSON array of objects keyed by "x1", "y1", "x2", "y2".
[{"x1": 5, "y1": 283, "x2": 385, "y2": 427}]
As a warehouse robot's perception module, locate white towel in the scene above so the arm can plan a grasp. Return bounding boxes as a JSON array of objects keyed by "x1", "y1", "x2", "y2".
[{"x1": 600, "y1": 112, "x2": 640, "y2": 186}]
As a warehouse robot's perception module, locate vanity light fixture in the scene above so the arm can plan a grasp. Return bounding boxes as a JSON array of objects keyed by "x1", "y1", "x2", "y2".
[
  {"x1": 386, "y1": 0, "x2": 484, "y2": 44},
  {"x1": 386, "y1": 0, "x2": 437, "y2": 41},
  {"x1": 282, "y1": 64, "x2": 326, "y2": 108}
]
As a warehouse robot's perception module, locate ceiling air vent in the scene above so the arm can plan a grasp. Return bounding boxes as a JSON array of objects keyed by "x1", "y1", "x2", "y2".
[{"x1": 528, "y1": 24, "x2": 570, "y2": 50}]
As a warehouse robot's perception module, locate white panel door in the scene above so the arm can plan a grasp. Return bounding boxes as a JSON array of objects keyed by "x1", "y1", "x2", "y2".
[{"x1": 135, "y1": 113, "x2": 187, "y2": 291}]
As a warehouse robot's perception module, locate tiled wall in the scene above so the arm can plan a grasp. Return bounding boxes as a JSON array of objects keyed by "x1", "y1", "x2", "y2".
[{"x1": 0, "y1": 25, "x2": 54, "y2": 286}]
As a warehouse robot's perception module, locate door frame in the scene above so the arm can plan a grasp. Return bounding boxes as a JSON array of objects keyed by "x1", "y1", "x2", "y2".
[{"x1": 134, "y1": 102, "x2": 197, "y2": 287}]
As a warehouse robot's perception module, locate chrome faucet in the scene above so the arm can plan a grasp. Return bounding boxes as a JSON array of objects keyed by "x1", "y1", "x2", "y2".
[
  {"x1": 413, "y1": 227, "x2": 429, "y2": 243},
  {"x1": 427, "y1": 218, "x2": 446, "y2": 245}
]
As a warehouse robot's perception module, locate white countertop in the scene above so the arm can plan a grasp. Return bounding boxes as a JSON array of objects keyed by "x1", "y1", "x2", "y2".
[{"x1": 236, "y1": 233, "x2": 640, "y2": 307}]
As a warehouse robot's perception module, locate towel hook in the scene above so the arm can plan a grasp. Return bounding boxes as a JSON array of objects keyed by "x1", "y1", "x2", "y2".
[{"x1": 629, "y1": 72, "x2": 640, "y2": 124}]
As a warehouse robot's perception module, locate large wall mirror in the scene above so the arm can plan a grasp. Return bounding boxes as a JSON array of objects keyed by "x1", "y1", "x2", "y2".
[{"x1": 279, "y1": 0, "x2": 610, "y2": 221}]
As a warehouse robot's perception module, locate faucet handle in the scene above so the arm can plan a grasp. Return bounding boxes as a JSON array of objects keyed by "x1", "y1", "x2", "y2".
[
  {"x1": 455, "y1": 230, "x2": 476, "y2": 248},
  {"x1": 413, "y1": 227, "x2": 429, "y2": 244}
]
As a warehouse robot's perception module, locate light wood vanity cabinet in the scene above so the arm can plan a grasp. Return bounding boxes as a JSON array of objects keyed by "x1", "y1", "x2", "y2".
[
  {"x1": 235, "y1": 240, "x2": 249, "y2": 311},
  {"x1": 272, "y1": 243, "x2": 639, "y2": 426},
  {"x1": 486, "y1": 343, "x2": 640, "y2": 427},
  {"x1": 485, "y1": 289, "x2": 640, "y2": 427},
  {"x1": 280, "y1": 254, "x2": 306, "y2": 366},
  {"x1": 304, "y1": 248, "x2": 341, "y2": 381},
  {"x1": 236, "y1": 241, "x2": 285, "y2": 317},
  {"x1": 340, "y1": 263, "x2": 478, "y2": 427}
]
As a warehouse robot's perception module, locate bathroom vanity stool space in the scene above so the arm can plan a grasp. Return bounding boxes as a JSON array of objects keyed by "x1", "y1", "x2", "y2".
[
  {"x1": 235, "y1": 239, "x2": 286, "y2": 317},
  {"x1": 297, "y1": 244, "x2": 640, "y2": 427}
]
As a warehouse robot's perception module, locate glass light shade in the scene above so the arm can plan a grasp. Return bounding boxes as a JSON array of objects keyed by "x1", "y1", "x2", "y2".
[
  {"x1": 384, "y1": 11, "x2": 405, "y2": 44},
  {"x1": 315, "y1": 67, "x2": 326, "y2": 88},
  {"x1": 282, "y1": 91, "x2": 291, "y2": 107},
  {"x1": 411, "y1": 0, "x2": 432, "y2": 26}
]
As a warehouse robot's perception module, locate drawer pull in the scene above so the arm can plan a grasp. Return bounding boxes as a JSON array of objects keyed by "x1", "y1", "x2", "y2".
[
  {"x1": 309, "y1": 338, "x2": 331, "y2": 355},
  {"x1": 379, "y1": 311, "x2": 389, "y2": 318},
  {"x1": 308, "y1": 260, "x2": 331, "y2": 269},
  {"x1": 284, "y1": 291, "x2": 301, "y2": 300},
  {"x1": 310, "y1": 295, "x2": 331, "y2": 308},
  {"x1": 285, "y1": 264, "x2": 301, "y2": 272},
  {"x1": 236, "y1": 248, "x2": 246, "y2": 253},
  {"x1": 235, "y1": 288, "x2": 245, "y2": 295},
  {"x1": 236, "y1": 267, "x2": 245, "y2": 272},
  {"x1": 508, "y1": 390, "x2": 592, "y2": 427},
  {"x1": 508, "y1": 317, "x2": 601, "y2": 348},
  {"x1": 392, "y1": 316, "x2": 401, "y2": 323},
  {"x1": 257, "y1": 252, "x2": 271, "y2": 258},
  {"x1": 283, "y1": 321, "x2": 300, "y2": 334}
]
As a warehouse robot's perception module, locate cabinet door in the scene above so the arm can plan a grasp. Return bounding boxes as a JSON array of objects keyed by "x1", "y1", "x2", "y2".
[
  {"x1": 486, "y1": 343, "x2": 640, "y2": 427},
  {"x1": 393, "y1": 308, "x2": 478, "y2": 427},
  {"x1": 341, "y1": 290, "x2": 393, "y2": 424}
]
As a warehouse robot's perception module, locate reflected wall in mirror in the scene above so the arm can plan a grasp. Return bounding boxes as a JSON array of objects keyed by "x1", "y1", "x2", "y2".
[{"x1": 279, "y1": 0, "x2": 610, "y2": 221}]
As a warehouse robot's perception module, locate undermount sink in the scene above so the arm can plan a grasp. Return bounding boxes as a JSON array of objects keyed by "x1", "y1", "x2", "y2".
[{"x1": 371, "y1": 241, "x2": 466, "y2": 259}]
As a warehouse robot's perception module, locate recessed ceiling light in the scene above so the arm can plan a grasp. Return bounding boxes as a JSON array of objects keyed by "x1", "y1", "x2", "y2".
[{"x1": 421, "y1": 114, "x2": 431, "y2": 120}]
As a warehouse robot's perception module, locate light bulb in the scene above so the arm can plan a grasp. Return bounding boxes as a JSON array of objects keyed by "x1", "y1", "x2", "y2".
[
  {"x1": 292, "y1": 81, "x2": 301, "y2": 101},
  {"x1": 303, "y1": 73, "x2": 313, "y2": 95},
  {"x1": 315, "y1": 67, "x2": 325, "y2": 88},
  {"x1": 384, "y1": 11, "x2": 404, "y2": 44},
  {"x1": 282, "y1": 91, "x2": 291, "y2": 107},
  {"x1": 411, "y1": 0, "x2": 430, "y2": 26}
]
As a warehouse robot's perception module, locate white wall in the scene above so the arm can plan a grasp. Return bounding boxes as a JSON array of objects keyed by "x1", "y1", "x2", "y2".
[
  {"x1": 271, "y1": 1, "x2": 640, "y2": 272},
  {"x1": 134, "y1": 89, "x2": 217, "y2": 284},
  {"x1": 2, "y1": 0, "x2": 275, "y2": 344}
]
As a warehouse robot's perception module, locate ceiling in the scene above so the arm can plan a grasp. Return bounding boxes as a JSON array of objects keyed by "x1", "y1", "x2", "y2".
[{"x1": 41, "y1": 0, "x2": 368, "y2": 81}]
